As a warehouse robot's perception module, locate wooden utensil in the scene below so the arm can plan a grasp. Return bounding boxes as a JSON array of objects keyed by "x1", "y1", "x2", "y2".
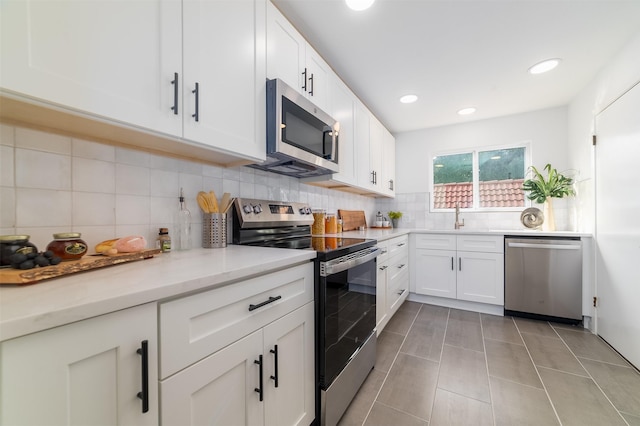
[
  {"x1": 209, "y1": 191, "x2": 219, "y2": 213},
  {"x1": 219, "y1": 192, "x2": 231, "y2": 213},
  {"x1": 197, "y1": 191, "x2": 210, "y2": 213}
]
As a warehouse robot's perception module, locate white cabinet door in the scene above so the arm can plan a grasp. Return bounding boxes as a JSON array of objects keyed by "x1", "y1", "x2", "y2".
[
  {"x1": 0, "y1": 0, "x2": 182, "y2": 137},
  {"x1": 414, "y1": 249, "x2": 457, "y2": 299},
  {"x1": 266, "y1": 2, "x2": 306, "y2": 93},
  {"x1": 369, "y1": 115, "x2": 384, "y2": 192},
  {"x1": 160, "y1": 330, "x2": 264, "y2": 426},
  {"x1": 355, "y1": 101, "x2": 373, "y2": 190},
  {"x1": 456, "y1": 251, "x2": 504, "y2": 305},
  {"x1": 382, "y1": 128, "x2": 396, "y2": 196},
  {"x1": 305, "y1": 48, "x2": 331, "y2": 112},
  {"x1": 328, "y1": 76, "x2": 357, "y2": 185},
  {"x1": 263, "y1": 303, "x2": 315, "y2": 426},
  {"x1": 0, "y1": 303, "x2": 158, "y2": 425},
  {"x1": 182, "y1": 0, "x2": 265, "y2": 160}
]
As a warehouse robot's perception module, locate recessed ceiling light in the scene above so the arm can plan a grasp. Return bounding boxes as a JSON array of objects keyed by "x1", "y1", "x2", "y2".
[
  {"x1": 457, "y1": 107, "x2": 476, "y2": 115},
  {"x1": 400, "y1": 94, "x2": 418, "y2": 104},
  {"x1": 528, "y1": 58, "x2": 561, "y2": 75},
  {"x1": 345, "y1": 0, "x2": 375, "y2": 11}
]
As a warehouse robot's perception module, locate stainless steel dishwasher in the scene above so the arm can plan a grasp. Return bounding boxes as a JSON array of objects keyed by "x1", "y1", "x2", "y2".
[{"x1": 505, "y1": 236, "x2": 582, "y2": 323}]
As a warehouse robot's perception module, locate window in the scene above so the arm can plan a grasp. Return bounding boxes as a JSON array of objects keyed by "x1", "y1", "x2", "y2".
[{"x1": 432, "y1": 145, "x2": 527, "y2": 210}]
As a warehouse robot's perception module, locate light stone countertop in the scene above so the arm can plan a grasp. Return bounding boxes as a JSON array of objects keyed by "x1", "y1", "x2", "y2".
[{"x1": 0, "y1": 246, "x2": 316, "y2": 342}]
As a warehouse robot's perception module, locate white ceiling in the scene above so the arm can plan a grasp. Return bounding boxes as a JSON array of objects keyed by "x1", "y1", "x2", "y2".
[{"x1": 271, "y1": 0, "x2": 640, "y2": 133}]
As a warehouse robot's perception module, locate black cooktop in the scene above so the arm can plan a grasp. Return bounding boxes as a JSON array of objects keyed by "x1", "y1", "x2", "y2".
[{"x1": 238, "y1": 235, "x2": 375, "y2": 261}]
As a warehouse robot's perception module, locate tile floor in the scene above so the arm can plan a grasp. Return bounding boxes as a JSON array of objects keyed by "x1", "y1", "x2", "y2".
[{"x1": 338, "y1": 301, "x2": 640, "y2": 426}]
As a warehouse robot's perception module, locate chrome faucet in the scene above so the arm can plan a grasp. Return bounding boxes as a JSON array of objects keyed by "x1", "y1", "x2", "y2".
[{"x1": 454, "y1": 203, "x2": 465, "y2": 230}]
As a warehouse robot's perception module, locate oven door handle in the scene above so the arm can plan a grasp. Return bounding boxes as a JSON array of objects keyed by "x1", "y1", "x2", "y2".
[{"x1": 320, "y1": 247, "x2": 380, "y2": 276}]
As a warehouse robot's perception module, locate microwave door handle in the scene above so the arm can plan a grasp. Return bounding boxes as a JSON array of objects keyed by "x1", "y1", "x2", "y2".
[{"x1": 323, "y1": 126, "x2": 337, "y2": 161}]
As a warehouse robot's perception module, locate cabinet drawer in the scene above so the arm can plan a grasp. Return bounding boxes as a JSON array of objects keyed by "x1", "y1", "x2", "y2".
[
  {"x1": 159, "y1": 262, "x2": 314, "y2": 379},
  {"x1": 388, "y1": 254, "x2": 409, "y2": 283},
  {"x1": 376, "y1": 240, "x2": 389, "y2": 263},
  {"x1": 386, "y1": 235, "x2": 408, "y2": 258},
  {"x1": 414, "y1": 233, "x2": 456, "y2": 250},
  {"x1": 456, "y1": 235, "x2": 504, "y2": 253},
  {"x1": 388, "y1": 268, "x2": 409, "y2": 311}
]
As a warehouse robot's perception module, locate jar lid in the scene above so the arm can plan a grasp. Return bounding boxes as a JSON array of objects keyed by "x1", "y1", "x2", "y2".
[
  {"x1": 53, "y1": 232, "x2": 82, "y2": 239},
  {"x1": 0, "y1": 235, "x2": 30, "y2": 242}
]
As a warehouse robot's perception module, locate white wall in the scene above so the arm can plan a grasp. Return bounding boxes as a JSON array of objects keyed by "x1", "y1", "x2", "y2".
[
  {"x1": 389, "y1": 106, "x2": 572, "y2": 230},
  {"x1": 568, "y1": 30, "x2": 640, "y2": 232}
]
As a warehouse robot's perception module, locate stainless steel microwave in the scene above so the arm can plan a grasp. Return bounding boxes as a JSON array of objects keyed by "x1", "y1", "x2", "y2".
[{"x1": 250, "y1": 78, "x2": 339, "y2": 178}]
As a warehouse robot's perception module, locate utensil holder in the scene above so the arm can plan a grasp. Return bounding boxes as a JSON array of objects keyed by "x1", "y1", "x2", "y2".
[{"x1": 203, "y1": 213, "x2": 227, "y2": 248}]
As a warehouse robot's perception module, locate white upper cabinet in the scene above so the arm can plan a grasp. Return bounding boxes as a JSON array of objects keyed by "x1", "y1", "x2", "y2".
[
  {"x1": 0, "y1": 0, "x2": 182, "y2": 137},
  {"x1": 182, "y1": 0, "x2": 266, "y2": 160},
  {"x1": 266, "y1": 1, "x2": 330, "y2": 112},
  {"x1": 382, "y1": 128, "x2": 396, "y2": 196},
  {"x1": 326, "y1": 75, "x2": 357, "y2": 185},
  {"x1": 0, "y1": 0, "x2": 266, "y2": 164}
]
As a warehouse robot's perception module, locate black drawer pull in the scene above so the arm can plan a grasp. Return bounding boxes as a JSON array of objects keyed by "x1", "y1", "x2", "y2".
[
  {"x1": 309, "y1": 73, "x2": 314, "y2": 96},
  {"x1": 136, "y1": 340, "x2": 149, "y2": 413},
  {"x1": 192, "y1": 82, "x2": 199, "y2": 122},
  {"x1": 301, "y1": 68, "x2": 308, "y2": 92},
  {"x1": 254, "y1": 355, "x2": 263, "y2": 401},
  {"x1": 249, "y1": 295, "x2": 282, "y2": 312},
  {"x1": 170, "y1": 72, "x2": 179, "y2": 115},
  {"x1": 270, "y1": 345, "x2": 279, "y2": 388}
]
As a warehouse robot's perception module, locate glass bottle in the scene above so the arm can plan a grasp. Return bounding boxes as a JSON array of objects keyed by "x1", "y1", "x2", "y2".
[
  {"x1": 174, "y1": 188, "x2": 192, "y2": 250},
  {"x1": 157, "y1": 228, "x2": 171, "y2": 252}
]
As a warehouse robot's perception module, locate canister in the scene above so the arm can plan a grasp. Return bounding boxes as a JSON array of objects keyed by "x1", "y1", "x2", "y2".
[
  {"x1": 0, "y1": 235, "x2": 38, "y2": 267},
  {"x1": 325, "y1": 213, "x2": 338, "y2": 234},
  {"x1": 46, "y1": 233, "x2": 88, "y2": 261},
  {"x1": 312, "y1": 209, "x2": 326, "y2": 235}
]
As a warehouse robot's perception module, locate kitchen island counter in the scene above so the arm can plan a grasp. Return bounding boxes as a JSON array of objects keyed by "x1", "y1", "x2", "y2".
[{"x1": 0, "y1": 246, "x2": 316, "y2": 342}]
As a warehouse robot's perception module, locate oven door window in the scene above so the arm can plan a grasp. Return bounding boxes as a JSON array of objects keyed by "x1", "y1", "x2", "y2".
[
  {"x1": 320, "y1": 258, "x2": 376, "y2": 388},
  {"x1": 282, "y1": 96, "x2": 335, "y2": 160}
]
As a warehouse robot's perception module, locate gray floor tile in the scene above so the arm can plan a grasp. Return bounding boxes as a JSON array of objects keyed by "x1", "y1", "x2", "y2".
[
  {"x1": 484, "y1": 338, "x2": 542, "y2": 388},
  {"x1": 383, "y1": 308, "x2": 417, "y2": 336},
  {"x1": 444, "y1": 309, "x2": 483, "y2": 351},
  {"x1": 375, "y1": 330, "x2": 404, "y2": 373},
  {"x1": 363, "y1": 402, "x2": 427, "y2": 426},
  {"x1": 339, "y1": 369, "x2": 387, "y2": 426},
  {"x1": 414, "y1": 303, "x2": 449, "y2": 325},
  {"x1": 490, "y1": 376, "x2": 560, "y2": 426},
  {"x1": 429, "y1": 388, "x2": 493, "y2": 426},
  {"x1": 480, "y1": 313, "x2": 523, "y2": 344},
  {"x1": 622, "y1": 412, "x2": 640, "y2": 426},
  {"x1": 398, "y1": 300, "x2": 422, "y2": 315},
  {"x1": 550, "y1": 322, "x2": 591, "y2": 333},
  {"x1": 538, "y1": 366, "x2": 627, "y2": 426},
  {"x1": 555, "y1": 328, "x2": 630, "y2": 366},
  {"x1": 438, "y1": 344, "x2": 491, "y2": 403},
  {"x1": 377, "y1": 353, "x2": 439, "y2": 420},
  {"x1": 580, "y1": 358, "x2": 640, "y2": 417},
  {"x1": 521, "y1": 331, "x2": 589, "y2": 376},
  {"x1": 514, "y1": 317, "x2": 559, "y2": 338},
  {"x1": 400, "y1": 317, "x2": 446, "y2": 362}
]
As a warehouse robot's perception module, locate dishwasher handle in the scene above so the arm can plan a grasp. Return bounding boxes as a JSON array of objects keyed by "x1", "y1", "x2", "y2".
[{"x1": 507, "y1": 242, "x2": 580, "y2": 250}]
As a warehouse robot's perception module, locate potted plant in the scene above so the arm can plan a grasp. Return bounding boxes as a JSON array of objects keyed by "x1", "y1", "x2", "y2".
[
  {"x1": 388, "y1": 211, "x2": 403, "y2": 228},
  {"x1": 522, "y1": 164, "x2": 575, "y2": 231}
]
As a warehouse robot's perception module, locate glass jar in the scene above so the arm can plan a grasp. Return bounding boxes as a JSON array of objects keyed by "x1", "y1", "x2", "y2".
[
  {"x1": 325, "y1": 213, "x2": 337, "y2": 234},
  {"x1": 0, "y1": 235, "x2": 38, "y2": 267},
  {"x1": 46, "y1": 233, "x2": 88, "y2": 261},
  {"x1": 312, "y1": 209, "x2": 326, "y2": 235},
  {"x1": 337, "y1": 219, "x2": 343, "y2": 233}
]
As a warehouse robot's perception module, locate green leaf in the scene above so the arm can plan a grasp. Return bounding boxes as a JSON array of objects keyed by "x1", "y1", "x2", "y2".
[{"x1": 521, "y1": 163, "x2": 575, "y2": 203}]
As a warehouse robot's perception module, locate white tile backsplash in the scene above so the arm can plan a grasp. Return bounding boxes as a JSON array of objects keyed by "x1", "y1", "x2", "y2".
[
  {"x1": 16, "y1": 149, "x2": 72, "y2": 190},
  {"x1": 2, "y1": 124, "x2": 378, "y2": 250}
]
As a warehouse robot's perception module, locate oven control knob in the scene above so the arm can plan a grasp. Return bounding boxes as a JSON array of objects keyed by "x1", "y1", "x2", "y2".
[
  {"x1": 253, "y1": 204, "x2": 263, "y2": 214},
  {"x1": 305, "y1": 207, "x2": 312, "y2": 214},
  {"x1": 299, "y1": 207, "x2": 307, "y2": 215},
  {"x1": 243, "y1": 204, "x2": 253, "y2": 214}
]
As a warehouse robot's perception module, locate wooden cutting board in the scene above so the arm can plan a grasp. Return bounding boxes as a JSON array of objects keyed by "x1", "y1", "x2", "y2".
[
  {"x1": 0, "y1": 249, "x2": 161, "y2": 285},
  {"x1": 338, "y1": 210, "x2": 367, "y2": 231}
]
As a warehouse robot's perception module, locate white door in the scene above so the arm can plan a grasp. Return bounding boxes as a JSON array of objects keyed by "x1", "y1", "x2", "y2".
[
  {"x1": 594, "y1": 82, "x2": 640, "y2": 368},
  {"x1": 329, "y1": 76, "x2": 357, "y2": 185},
  {"x1": 0, "y1": 0, "x2": 182, "y2": 136},
  {"x1": 266, "y1": 1, "x2": 306, "y2": 92},
  {"x1": 0, "y1": 303, "x2": 158, "y2": 425},
  {"x1": 160, "y1": 330, "x2": 264, "y2": 426},
  {"x1": 305, "y1": 48, "x2": 331, "y2": 112},
  {"x1": 457, "y1": 251, "x2": 504, "y2": 305},
  {"x1": 182, "y1": 0, "x2": 265, "y2": 161},
  {"x1": 263, "y1": 303, "x2": 315, "y2": 426},
  {"x1": 414, "y1": 249, "x2": 457, "y2": 298}
]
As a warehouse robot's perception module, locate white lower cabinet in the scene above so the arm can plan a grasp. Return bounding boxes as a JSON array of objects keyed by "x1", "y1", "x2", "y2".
[
  {"x1": 377, "y1": 235, "x2": 409, "y2": 334},
  {"x1": 0, "y1": 303, "x2": 158, "y2": 425},
  {"x1": 159, "y1": 262, "x2": 315, "y2": 426},
  {"x1": 413, "y1": 234, "x2": 504, "y2": 306}
]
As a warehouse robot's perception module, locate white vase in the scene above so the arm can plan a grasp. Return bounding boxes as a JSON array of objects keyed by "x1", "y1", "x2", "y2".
[{"x1": 542, "y1": 197, "x2": 556, "y2": 231}]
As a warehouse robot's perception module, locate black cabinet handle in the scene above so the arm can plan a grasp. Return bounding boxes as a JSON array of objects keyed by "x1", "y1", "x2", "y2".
[
  {"x1": 389, "y1": 179, "x2": 394, "y2": 190},
  {"x1": 170, "y1": 72, "x2": 179, "y2": 115},
  {"x1": 136, "y1": 340, "x2": 149, "y2": 413},
  {"x1": 249, "y1": 295, "x2": 282, "y2": 312},
  {"x1": 451, "y1": 257, "x2": 454, "y2": 270},
  {"x1": 398, "y1": 264, "x2": 406, "y2": 269},
  {"x1": 309, "y1": 73, "x2": 314, "y2": 96},
  {"x1": 270, "y1": 345, "x2": 279, "y2": 388},
  {"x1": 301, "y1": 68, "x2": 308, "y2": 92},
  {"x1": 459, "y1": 257, "x2": 462, "y2": 271},
  {"x1": 398, "y1": 288, "x2": 406, "y2": 296},
  {"x1": 192, "y1": 82, "x2": 199, "y2": 122},
  {"x1": 254, "y1": 355, "x2": 263, "y2": 401},
  {"x1": 379, "y1": 265, "x2": 388, "y2": 271}
]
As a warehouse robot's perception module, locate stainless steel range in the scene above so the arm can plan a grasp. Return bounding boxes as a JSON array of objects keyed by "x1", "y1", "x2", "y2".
[{"x1": 232, "y1": 198, "x2": 379, "y2": 426}]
